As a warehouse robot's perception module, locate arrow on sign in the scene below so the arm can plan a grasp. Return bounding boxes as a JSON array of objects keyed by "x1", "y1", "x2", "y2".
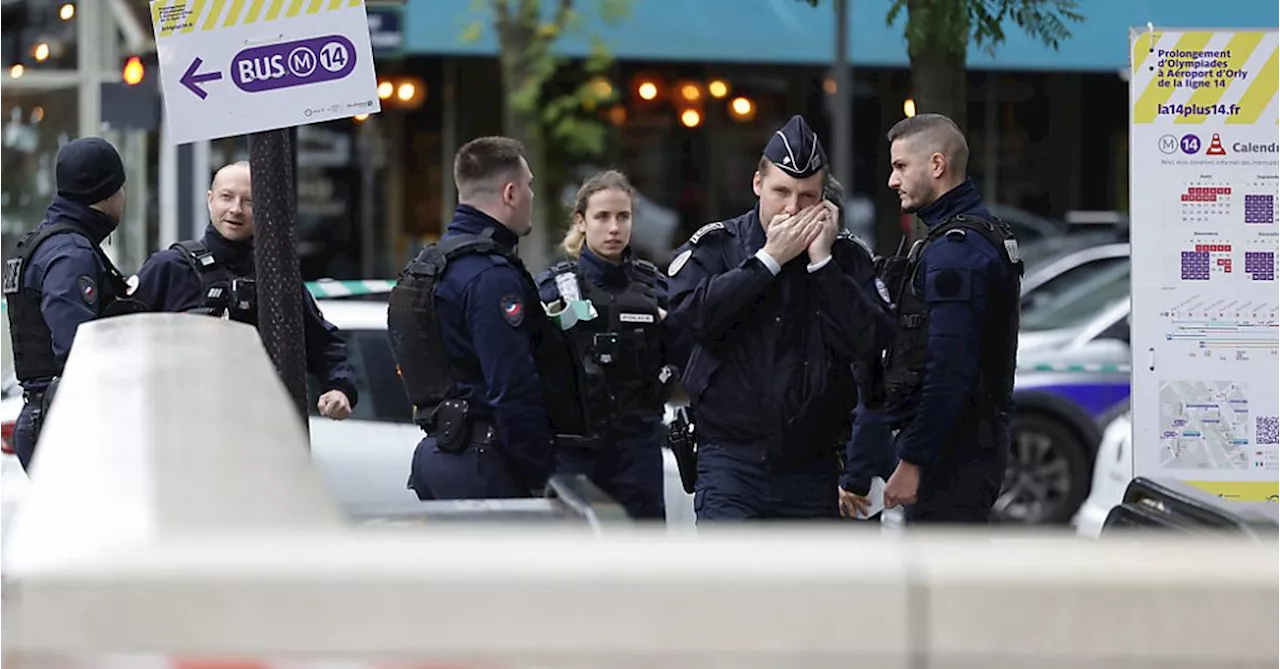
[{"x1": 181, "y1": 57, "x2": 223, "y2": 99}]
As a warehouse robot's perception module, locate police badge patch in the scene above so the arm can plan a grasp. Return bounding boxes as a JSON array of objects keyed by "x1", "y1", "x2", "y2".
[
  {"x1": 874, "y1": 277, "x2": 892, "y2": 305},
  {"x1": 77, "y1": 275, "x2": 98, "y2": 305},
  {"x1": 668, "y1": 249, "x2": 692, "y2": 277},
  {"x1": 500, "y1": 293, "x2": 525, "y2": 327}
]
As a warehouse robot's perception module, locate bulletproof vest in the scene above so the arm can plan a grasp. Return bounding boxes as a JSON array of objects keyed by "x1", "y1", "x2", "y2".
[
  {"x1": 387, "y1": 230, "x2": 599, "y2": 439},
  {"x1": 2, "y1": 222, "x2": 146, "y2": 383},
  {"x1": 171, "y1": 240, "x2": 257, "y2": 324},
  {"x1": 881, "y1": 215, "x2": 1024, "y2": 430},
  {"x1": 548, "y1": 258, "x2": 667, "y2": 422}
]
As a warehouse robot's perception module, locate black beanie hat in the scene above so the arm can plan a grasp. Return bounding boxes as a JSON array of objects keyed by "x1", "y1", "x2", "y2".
[{"x1": 55, "y1": 137, "x2": 127, "y2": 205}]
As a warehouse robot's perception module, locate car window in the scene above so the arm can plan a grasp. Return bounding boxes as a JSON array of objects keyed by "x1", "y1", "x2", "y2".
[
  {"x1": 1022, "y1": 256, "x2": 1128, "y2": 314},
  {"x1": 1021, "y1": 263, "x2": 1130, "y2": 332},
  {"x1": 307, "y1": 329, "x2": 412, "y2": 423}
]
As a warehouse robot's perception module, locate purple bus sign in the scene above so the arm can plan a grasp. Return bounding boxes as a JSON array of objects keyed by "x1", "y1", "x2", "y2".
[{"x1": 231, "y1": 35, "x2": 358, "y2": 94}]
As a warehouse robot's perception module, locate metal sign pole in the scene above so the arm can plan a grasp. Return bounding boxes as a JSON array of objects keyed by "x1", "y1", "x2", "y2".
[{"x1": 249, "y1": 128, "x2": 309, "y2": 431}]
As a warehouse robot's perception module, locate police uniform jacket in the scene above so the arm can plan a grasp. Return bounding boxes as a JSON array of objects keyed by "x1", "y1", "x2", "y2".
[
  {"x1": 426, "y1": 205, "x2": 557, "y2": 488},
  {"x1": 534, "y1": 246, "x2": 692, "y2": 439},
  {"x1": 133, "y1": 224, "x2": 360, "y2": 407},
  {"x1": 10, "y1": 197, "x2": 122, "y2": 391},
  {"x1": 890, "y1": 178, "x2": 1018, "y2": 467},
  {"x1": 668, "y1": 206, "x2": 892, "y2": 460}
]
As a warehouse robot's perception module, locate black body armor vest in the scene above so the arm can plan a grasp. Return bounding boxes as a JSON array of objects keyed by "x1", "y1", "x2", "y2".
[
  {"x1": 171, "y1": 240, "x2": 257, "y2": 324},
  {"x1": 882, "y1": 215, "x2": 1024, "y2": 430},
  {"x1": 547, "y1": 258, "x2": 669, "y2": 424},
  {"x1": 386, "y1": 230, "x2": 599, "y2": 440},
  {"x1": 2, "y1": 223, "x2": 146, "y2": 383}
]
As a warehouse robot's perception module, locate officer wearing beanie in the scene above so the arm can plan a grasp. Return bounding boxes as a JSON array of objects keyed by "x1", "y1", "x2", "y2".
[
  {"x1": 2, "y1": 137, "x2": 146, "y2": 471},
  {"x1": 666, "y1": 114, "x2": 893, "y2": 522}
]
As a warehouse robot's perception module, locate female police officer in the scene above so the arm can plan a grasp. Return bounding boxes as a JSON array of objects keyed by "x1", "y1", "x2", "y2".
[{"x1": 534, "y1": 170, "x2": 688, "y2": 520}]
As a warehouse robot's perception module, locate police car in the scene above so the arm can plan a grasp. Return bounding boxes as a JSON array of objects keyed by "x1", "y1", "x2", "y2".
[
  {"x1": 303, "y1": 279, "x2": 696, "y2": 527},
  {"x1": 1002, "y1": 263, "x2": 1132, "y2": 525}
]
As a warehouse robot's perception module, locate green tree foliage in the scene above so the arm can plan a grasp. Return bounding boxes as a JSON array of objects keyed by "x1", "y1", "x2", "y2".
[
  {"x1": 462, "y1": 0, "x2": 630, "y2": 268},
  {"x1": 804, "y1": 0, "x2": 1082, "y2": 131}
]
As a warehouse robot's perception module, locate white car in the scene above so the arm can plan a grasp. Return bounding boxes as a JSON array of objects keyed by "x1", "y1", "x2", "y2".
[
  {"x1": 1073, "y1": 404, "x2": 1132, "y2": 538},
  {"x1": 303, "y1": 281, "x2": 697, "y2": 527}
]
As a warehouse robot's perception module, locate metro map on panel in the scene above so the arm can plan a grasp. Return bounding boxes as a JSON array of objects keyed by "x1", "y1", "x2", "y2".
[{"x1": 1158, "y1": 381, "x2": 1273, "y2": 471}]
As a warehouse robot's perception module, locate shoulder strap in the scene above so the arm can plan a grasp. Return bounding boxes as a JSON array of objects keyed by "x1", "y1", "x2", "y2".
[
  {"x1": 408, "y1": 229, "x2": 513, "y2": 278},
  {"x1": 928, "y1": 215, "x2": 1024, "y2": 275},
  {"x1": 629, "y1": 258, "x2": 661, "y2": 298},
  {"x1": 549, "y1": 259, "x2": 578, "y2": 276},
  {"x1": 170, "y1": 239, "x2": 219, "y2": 275},
  {"x1": 4, "y1": 223, "x2": 84, "y2": 294}
]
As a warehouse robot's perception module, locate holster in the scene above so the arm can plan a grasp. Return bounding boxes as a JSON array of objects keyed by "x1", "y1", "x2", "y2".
[
  {"x1": 421, "y1": 399, "x2": 497, "y2": 454},
  {"x1": 666, "y1": 406, "x2": 697, "y2": 495}
]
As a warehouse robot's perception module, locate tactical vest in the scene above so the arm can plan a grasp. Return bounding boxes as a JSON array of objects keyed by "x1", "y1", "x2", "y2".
[
  {"x1": 881, "y1": 215, "x2": 1024, "y2": 430},
  {"x1": 2, "y1": 222, "x2": 146, "y2": 383},
  {"x1": 547, "y1": 258, "x2": 668, "y2": 423},
  {"x1": 171, "y1": 240, "x2": 256, "y2": 323},
  {"x1": 387, "y1": 230, "x2": 599, "y2": 440}
]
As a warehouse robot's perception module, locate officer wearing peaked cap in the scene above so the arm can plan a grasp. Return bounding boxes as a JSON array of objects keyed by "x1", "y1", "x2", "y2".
[{"x1": 666, "y1": 114, "x2": 894, "y2": 522}]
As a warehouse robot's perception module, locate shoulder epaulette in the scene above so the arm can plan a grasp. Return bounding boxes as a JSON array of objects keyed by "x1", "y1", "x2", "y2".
[{"x1": 688, "y1": 221, "x2": 726, "y2": 245}]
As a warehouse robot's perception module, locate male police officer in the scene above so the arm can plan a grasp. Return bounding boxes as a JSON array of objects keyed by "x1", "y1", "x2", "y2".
[
  {"x1": 3, "y1": 137, "x2": 146, "y2": 471},
  {"x1": 874, "y1": 113, "x2": 1023, "y2": 524},
  {"x1": 389, "y1": 136, "x2": 588, "y2": 500},
  {"x1": 133, "y1": 161, "x2": 358, "y2": 419},
  {"x1": 668, "y1": 115, "x2": 892, "y2": 521}
]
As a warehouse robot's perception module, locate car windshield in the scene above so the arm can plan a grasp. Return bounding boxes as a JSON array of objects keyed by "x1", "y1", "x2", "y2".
[{"x1": 1021, "y1": 262, "x2": 1130, "y2": 332}]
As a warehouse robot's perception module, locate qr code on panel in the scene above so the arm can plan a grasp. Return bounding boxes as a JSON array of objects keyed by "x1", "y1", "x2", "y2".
[{"x1": 1257, "y1": 416, "x2": 1280, "y2": 445}]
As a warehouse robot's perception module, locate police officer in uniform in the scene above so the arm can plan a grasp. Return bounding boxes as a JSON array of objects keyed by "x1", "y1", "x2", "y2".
[
  {"x1": 388, "y1": 136, "x2": 591, "y2": 500},
  {"x1": 3, "y1": 137, "x2": 147, "y2": 471},
  {"x1": 133, "y1": 161, "x2": 358, "y2": 419},
  {"x1": 668, "y1": 115, "x2": 892, "y2": 522},
  {"x1": 871, "y1": 113, "x2": 1023, "y2": 524},
  {"x1": 534, "y1": 170, "x2": 689, "y2": 520}
]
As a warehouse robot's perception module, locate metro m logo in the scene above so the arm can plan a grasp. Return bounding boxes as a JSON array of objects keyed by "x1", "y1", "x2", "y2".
[{"x1": 287, "y1": 47, "x2": 317, "y2": 78}]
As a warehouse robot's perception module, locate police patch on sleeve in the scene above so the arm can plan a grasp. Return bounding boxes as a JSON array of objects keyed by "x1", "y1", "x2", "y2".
[
  {"x1": 926, "y1": 268, "x2": 970, "y2": 302},
  {"x1": 77, "y1": 275, "x2": 98, "y2": 305},
  {"x1": 668, "y1": 249, "x2": 693, "y2": 277},
  {"x1": 500, "y1": 293, "x2": 525, "y2": 327}
]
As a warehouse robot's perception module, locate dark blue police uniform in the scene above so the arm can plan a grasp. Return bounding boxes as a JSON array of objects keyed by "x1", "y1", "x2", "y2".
[
  {"x1": 402, "y1": 206, "x2": 557, "y2": 499},
  {"x1": 882, "y1": 178, "x2": 1021, "y2": 524},
  {"x1": 3, "y1": 138, "x2": 144, "y2": 471},
  {"x1": 668, "y1": 115, "x2": 893, "y2": 522},
  {"x1": 533, "y1": 246, "x2": 691, "y2": 519},
  {"x1": 133, "y1": 224, "x2": 360, "y2": 408}
]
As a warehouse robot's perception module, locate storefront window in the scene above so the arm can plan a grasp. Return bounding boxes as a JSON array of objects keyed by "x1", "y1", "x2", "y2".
[{"x1": 1, "y1": 87, "x2": 78, "y2": 259}]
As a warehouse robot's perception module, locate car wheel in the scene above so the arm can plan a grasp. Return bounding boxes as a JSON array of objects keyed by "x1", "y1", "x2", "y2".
[{"x1": 994, "y1": 413, "x2": 1091, "y2": 524}]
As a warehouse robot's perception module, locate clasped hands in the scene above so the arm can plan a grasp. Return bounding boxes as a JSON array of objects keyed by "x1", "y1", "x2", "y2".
[{"x1": 761, "y1": 201, "x2": 840, "y2": 266}]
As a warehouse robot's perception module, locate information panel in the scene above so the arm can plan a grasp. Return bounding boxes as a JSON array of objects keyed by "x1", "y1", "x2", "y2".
[{"x1": 1129, "y1": 28, "x2": 1279, "y2": 502}]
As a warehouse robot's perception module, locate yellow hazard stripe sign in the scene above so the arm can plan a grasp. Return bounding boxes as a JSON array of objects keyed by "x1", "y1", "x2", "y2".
[
  {"x1": 1130, "y1": 30, "x2": 1278, "y2": 125},
  {"x1": 152, "y1": 0, "x2": 364, "y2": 37}
]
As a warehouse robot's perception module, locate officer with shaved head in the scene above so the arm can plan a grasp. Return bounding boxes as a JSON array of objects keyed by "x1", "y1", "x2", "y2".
[
  {"x1": 861, "y1": 112, "x2": 1024, "y2": 524},
  {"x1": 133, "y1": 161, "x2": 358, "y2": 421},
  {"x1": 667, "y1": 114, "x2": 892, "y2": 522}
]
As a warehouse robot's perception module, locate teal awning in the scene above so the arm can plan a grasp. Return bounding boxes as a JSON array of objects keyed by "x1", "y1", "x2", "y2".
[{"x1": 402, "y1": 0, "x2": 1278, "y2": 72}]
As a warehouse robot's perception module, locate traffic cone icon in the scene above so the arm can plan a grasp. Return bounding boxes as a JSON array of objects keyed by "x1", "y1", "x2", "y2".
[{"x1": 1206, "y1": 133, "x2": 1227, "y2": 155}]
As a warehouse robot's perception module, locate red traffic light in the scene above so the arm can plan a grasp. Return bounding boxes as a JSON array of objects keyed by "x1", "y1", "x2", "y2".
[{"x1": 122, "y1": 56, "x2": 144, "y2": 85}]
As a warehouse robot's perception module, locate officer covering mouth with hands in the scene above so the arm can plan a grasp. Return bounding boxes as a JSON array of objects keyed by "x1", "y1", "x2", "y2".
[{"x1": 667, "y1": 115, "x2": 892, "y2": 522}]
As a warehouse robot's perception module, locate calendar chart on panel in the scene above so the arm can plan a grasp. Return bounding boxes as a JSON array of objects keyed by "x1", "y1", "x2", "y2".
[{"x1": 1129, "y1": 28, "x2": 1279, "y2": 500}]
